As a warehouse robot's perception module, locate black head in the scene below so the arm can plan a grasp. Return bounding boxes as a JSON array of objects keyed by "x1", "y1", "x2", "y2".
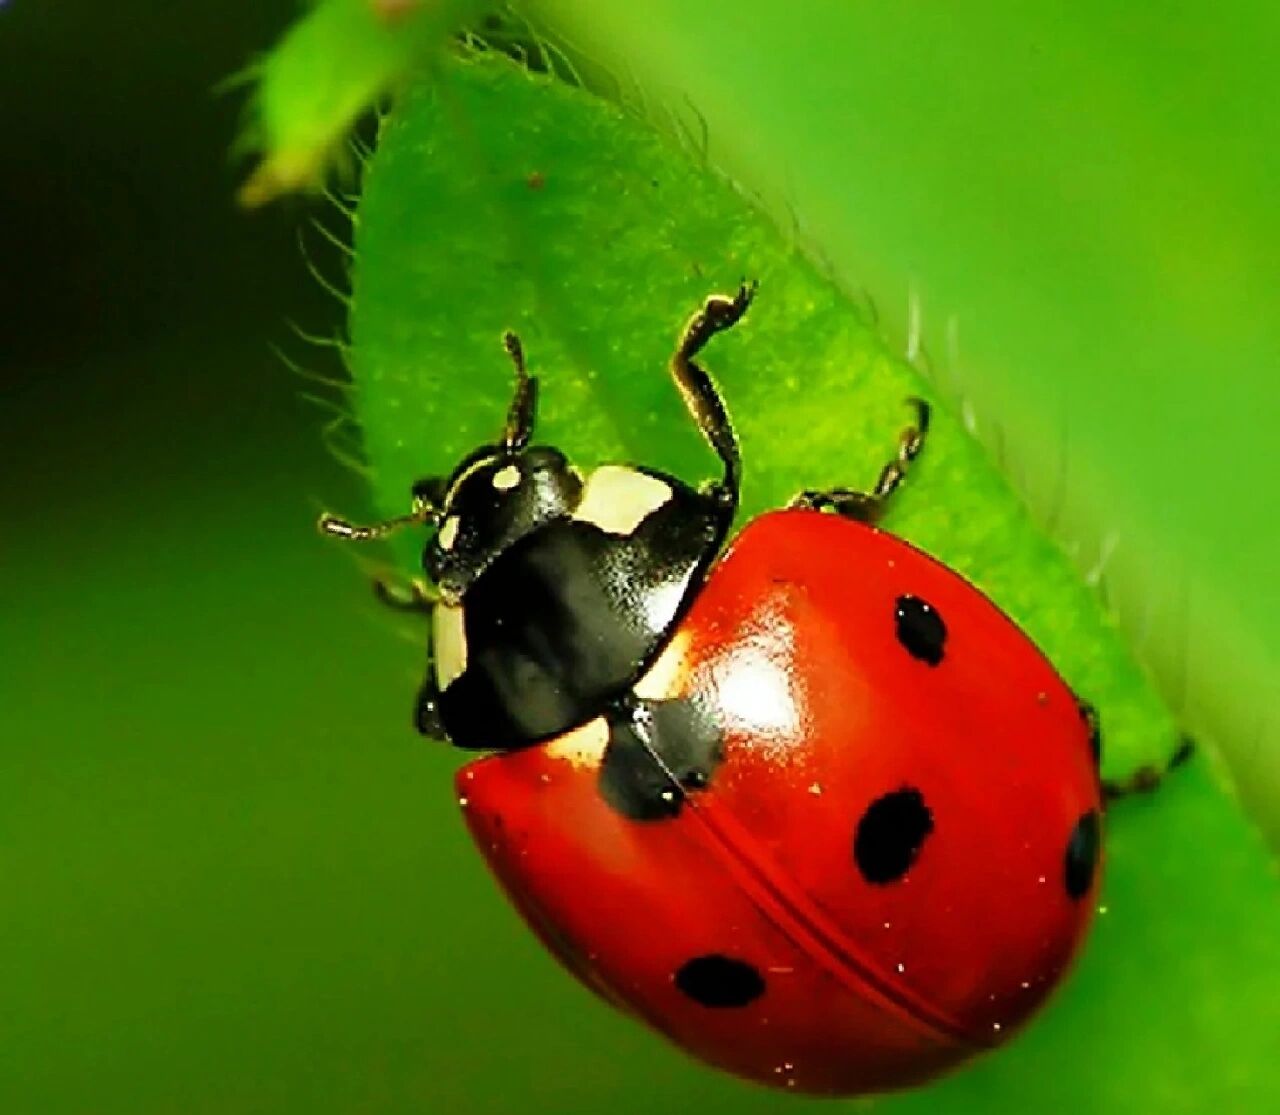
[
  {"x1": 423, "y1": 444, "x2": 582, "y2": 599},
  {"x1": 415, "y1": 332, "x2": 583, "y2": 601}
]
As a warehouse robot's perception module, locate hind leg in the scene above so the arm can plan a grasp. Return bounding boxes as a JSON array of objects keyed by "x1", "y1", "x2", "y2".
[{"x1": 791, "y1": 398, "x2": 931, "y2": 524}]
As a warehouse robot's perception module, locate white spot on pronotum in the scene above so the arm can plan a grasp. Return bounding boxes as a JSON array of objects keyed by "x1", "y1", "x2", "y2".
[
  {"x1": 458, "y1": 796, "x2": 469, "y2": 808},
  {"x1": 433, "y1": 602, "x2": 468, "y2": 688},
  {"x1": 545, "y1": 716, "x2": 610, "y2": 769},
  {"x1": 438, "y1": 515, "x2": 460, "y2": 551},
  {"x1": 492, "y1": 463, "x2": 520, "y2": 491},
  {"x1": 573, "y1": 465, "x2": 671, "y2": 535},
  {"x1": 808, "y1": 782, "x2": 823, "y2": 795},
  {"x1": 896, "y1": 962, "x2": 906, "y2": 974}
]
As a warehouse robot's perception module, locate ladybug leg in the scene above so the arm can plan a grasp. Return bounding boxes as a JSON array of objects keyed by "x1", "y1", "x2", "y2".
[
  {"x1": 791, "y1": 397, "x2": 931, "y2": 523},
  {"x1": 1102, "y1": 735, "x2": 1196, "y2": 803},
  {"x1": 413, "y1": 602, "x2": 447, "y2": 738},
  {"x1": 870, "y1": 397, "x2": 931, "y2": 501},
  {"x1": 1077, "y1": 697, "x2": 1102, "y2": 767},
  {"x1": 362, "y1": 574, "x2": 446, "y2": 737},
  {"x1": 671, "y1": 282, "x2": 757, "y2": 507},
  {"x1": 415, "y1": 673, "x2": 446, "y2": 739},
  {"x1": 789, "y1": 487, "x2": 879, "y2": 521},
  {"x1": 372, "y1": 574, "x2": 437, "y2": 614}
]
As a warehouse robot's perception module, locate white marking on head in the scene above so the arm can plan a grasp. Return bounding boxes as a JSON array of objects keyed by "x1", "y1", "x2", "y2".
[
  {"x1": 572, "y1": 466, "x2": 671, "y2": 535},
  {"x1": 433, "y1": 602, "x2": 468, "y2": 688},
  {"x1": 437, "y1": 515, "x2": 460, "y2": 551},
  {"x1": 544, "y1": 715, "x2": 610, "y2": 770},
  {"x1": 492, "y1": 463, "x2": 521, "y2": 491}
]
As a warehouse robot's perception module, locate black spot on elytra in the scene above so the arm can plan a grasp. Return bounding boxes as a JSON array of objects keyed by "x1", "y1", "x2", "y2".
[
  {"x1": 1064, "y1": 811, "x2": 1100, "y2": 900},
  {"x1": 854, "y1": 787, "x2": 934, "y2": 884},
  {"x1": 894, "y1": 595, "x2": 946, "y2": 666},
  {"x1": 674, "y1": 955, "x2": 765, "y2": 1008},
  {"x1": 597, "y1": 695, "x2": 724, "y2": 821},
  {"x1": 1077, "y1": 698, "x2": 1102, "y2": 767}
]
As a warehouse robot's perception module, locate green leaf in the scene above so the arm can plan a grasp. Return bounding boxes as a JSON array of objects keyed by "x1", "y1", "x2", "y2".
[{"x1": 344, "y1": 53, "x2": 1279, "y2": 1112}]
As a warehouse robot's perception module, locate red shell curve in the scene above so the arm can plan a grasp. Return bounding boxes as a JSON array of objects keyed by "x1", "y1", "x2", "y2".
[{"x1": 457, "y1": 510, "x2": 1102, "y2": 1095}]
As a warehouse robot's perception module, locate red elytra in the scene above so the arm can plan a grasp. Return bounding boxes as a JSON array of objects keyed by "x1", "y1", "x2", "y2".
[{"x1": 457, "y1": 509, "x2": 1102, "y2": 1096}]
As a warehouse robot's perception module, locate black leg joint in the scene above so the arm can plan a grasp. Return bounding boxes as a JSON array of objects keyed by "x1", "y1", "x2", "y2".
[{"x1": 415, "y1": 679, "x2": 446, "y2": 739}]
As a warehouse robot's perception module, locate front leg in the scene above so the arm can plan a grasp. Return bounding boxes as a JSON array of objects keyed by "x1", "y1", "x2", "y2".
[
  {"x1": 670, "y1": 282, "x2": 756, "y2": 509},
  {"x1": 373, "y1": 574, "x2": 437, "y2": 614}
]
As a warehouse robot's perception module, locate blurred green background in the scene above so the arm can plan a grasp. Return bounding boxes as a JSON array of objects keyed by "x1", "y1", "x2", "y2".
[{"x1": 3, "y1": 3, "x2": 1276, "y2": 1114}]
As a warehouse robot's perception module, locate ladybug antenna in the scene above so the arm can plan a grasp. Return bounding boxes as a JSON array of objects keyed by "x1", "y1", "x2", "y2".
[
  {"x1": 317, "y1": 489, "x2": 440, "y2": 543},
  {"x1": 500, "y1": 331, "x2": 538, "y2": 453}
]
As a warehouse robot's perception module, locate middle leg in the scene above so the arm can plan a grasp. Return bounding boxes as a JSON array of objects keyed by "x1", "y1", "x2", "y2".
[{"x1": 792, "y1": 397, "x2": 931, "y2": 524}]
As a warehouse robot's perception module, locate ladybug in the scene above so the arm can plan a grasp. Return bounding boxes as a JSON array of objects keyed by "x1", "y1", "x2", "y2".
[{"x1": 321, "y1": 284, "x2": 1104, "y2": 1096}]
